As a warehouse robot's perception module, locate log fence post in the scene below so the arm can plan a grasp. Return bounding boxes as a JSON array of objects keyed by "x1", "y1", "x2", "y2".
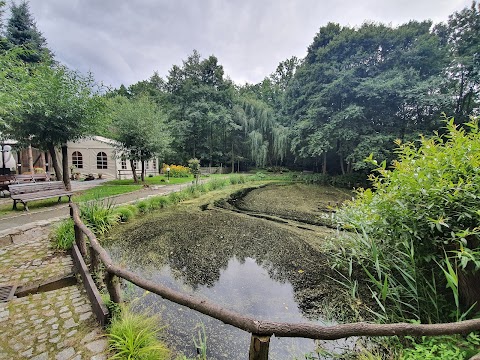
[
  {"x1": 71, "y1": 206, "x2": 87, "y2": 257},
  {"x1": 105, "y1": 271, "x2": 122, "y2": 304},
  {"x1": 249, "y1": 334, "x2": 270, "y2": 360},
  {"x1": 90, "y1": 246, "x2": 99, "y2": 275}
]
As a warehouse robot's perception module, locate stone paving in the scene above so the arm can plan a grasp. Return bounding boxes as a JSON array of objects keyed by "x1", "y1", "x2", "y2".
[
  {"x1": 0, "y1": 226, "x2": 109, "y2": 360},
  {"x1": 0, "y1": 229, "x2": 72, "y2": 287}
]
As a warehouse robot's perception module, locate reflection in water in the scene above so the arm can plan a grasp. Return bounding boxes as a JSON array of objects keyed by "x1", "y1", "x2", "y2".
[{"x1": 108, "y1": 207, "x2": 352, "y2": 359}]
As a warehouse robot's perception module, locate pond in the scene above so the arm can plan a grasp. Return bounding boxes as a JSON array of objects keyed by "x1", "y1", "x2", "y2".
[{"x1": 107, "y1": 183, "x2": 353, "y2": 359}]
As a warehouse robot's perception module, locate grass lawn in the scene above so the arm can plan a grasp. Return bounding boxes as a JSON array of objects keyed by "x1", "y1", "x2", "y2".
[{"x1": 0, "y1": 175, "x2": 200, "y2": 218}]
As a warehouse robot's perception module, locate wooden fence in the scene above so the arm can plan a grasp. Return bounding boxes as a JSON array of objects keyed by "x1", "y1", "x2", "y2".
[{"x1": 69, "y1": 202, "x2": 480, "y2": 359}]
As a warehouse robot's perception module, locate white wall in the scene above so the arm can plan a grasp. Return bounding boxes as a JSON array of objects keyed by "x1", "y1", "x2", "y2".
[{"x1": 66, "y1": 138, "x2": 159, "y2": 179}]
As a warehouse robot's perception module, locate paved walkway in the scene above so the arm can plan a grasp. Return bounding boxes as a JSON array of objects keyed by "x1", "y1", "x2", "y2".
[
  {"x1": 0, "y1": 180, "x2": 196, "y2": 232},
  {"x1": 0, "y1": 180, "x2": 198, "y2": 359}
]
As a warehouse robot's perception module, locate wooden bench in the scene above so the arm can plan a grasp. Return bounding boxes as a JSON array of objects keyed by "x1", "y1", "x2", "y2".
[
  {"x1": 14, "y1": 173, "x2": 50, "y2": 183},
  {"x1": 8, "y1": 181, "x2": 73, "y2": 211}
]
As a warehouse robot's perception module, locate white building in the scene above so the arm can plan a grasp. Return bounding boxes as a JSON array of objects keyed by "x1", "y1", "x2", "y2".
[{"x1": 67, "y1": 136, "x2": 159, "y2": 179}]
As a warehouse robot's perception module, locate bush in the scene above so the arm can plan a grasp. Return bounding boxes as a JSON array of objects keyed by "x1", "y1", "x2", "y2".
[
  {"x1": 114, "y1": 206, "x2": 135, "y2": 223},
  {"x1": 108, "y1": 305, "x2": 170, "y2": 360},
  {"x1": 50, "y1": 219, "x2": 75, "y2": 250},
  {"x1": 162, "y1": 164, "x2": 191, "y2": 178},
  {"x1": 336, "y1": 118, "x2": 480, "y2": 323},
  {"x1": 400, "y1": 333, "x2": 480, "y2": 360}
]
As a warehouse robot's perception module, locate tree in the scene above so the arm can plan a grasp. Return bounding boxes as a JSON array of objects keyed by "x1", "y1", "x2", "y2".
[
  {"x1": 445, "y1": 1, "x2": 480, "y2": 121},
  {"x1": 165, "y1": 50, "x2": 235, "y2": 166},
  {"x1": 5, "y1": 1, "x2": 52, "y2": 62},
  {"x1": 6, "y1": 63, "x2": 104, "y2": 189},
  {"x1": 285, "y1": 21, "x2": 449, "y2": 173},
  {"x1": 108, "y1": 95, "x2": 171, "y2": 183}
]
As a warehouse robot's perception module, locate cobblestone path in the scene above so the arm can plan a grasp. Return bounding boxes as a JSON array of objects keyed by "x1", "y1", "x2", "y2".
[{"x1": 0, "y1": 226, "x2": 108, "y2": 360}]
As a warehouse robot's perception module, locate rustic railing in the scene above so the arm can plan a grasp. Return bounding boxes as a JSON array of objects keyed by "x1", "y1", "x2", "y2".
[{"x1": 69, "y1": 202, "x2": 480, "y2": 359}]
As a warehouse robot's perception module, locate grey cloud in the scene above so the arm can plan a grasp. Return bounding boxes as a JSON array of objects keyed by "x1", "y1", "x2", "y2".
[{"x1": 27, "y1": 0, "x2": 471, "y2": 88}]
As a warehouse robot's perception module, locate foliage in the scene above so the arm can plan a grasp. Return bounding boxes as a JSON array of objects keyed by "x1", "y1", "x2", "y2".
[
  {"x1": 285, "y1": 21, "x2": 451, "y2": 174},
  {"x1": 400, "y1": 333, "x2": 480, "y2": 360},
  {"x1": 443, "y1": 2, "x2": 480, "y2": 122},
  {"x1": 4, "y1": 60, "x2": 104, "y2": 187},
  {"x1": 162, "y1": 164, "x2": 191, "y2": 178},
  {"x1": 5, "y1": 1, "x2": 52, "y2": 63},
  {"x1": 80, "y1": 200, "x2": 119, "y2": 237},
  {"x1": 50, "y1": 219, "x2": 75, "y2": 250},
  {"x1": 106, "y1": 95, "x2": 171, "y2": 182},
  {"x1": 187, "y1": 158, "x2": 201, "y2": 175},
  {"x1": 108, "y1": 305, "x2": 170, "y2": 360},
  {"x1": 336, "y1": 118, "x2": 480, "y2": 323},
  {"x1": 114, "y1": 206, "x2": 136, "y2": 223}
]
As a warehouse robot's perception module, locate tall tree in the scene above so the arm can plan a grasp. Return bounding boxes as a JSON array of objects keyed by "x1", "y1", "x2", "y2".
[
  {"x1": 107, "y1": 95, "x2": 171, "y2": 182},
  {"x1": 165, "y1": 50, "x2": 235, "y2": 166},
  {"x1": 285, "y1": 21, "x2": 449, "y2": 173},
  {"x1": 6, "y1": 63, "x2": 104, "y2": 189},
  {"x1": 445, "y1": 1, "x2": 480, "y2": 121},
  {"x1": 5, "y1": 1, "x2": 52, "y2": 63}
]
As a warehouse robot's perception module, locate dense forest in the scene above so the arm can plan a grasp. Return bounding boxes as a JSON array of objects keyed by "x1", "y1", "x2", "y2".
[
  {"x1": 106, "y1": 2, "x2": 479, "y2": 174},
  {"x1": 0, "y1": 1, "x2": 479, "y2": 176}
]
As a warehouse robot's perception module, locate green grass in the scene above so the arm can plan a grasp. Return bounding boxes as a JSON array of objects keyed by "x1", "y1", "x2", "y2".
[
  {"x1": 50, "y1": 218, "x2": 75, "y2": 250},
  {"x1": 107, "y1": 174, "x2": 195, "y2": 186},
  {"x1": 74, "y1": 184, "x2": 142, "y2": 202},
  {"x1": 108, "y1": 305, "x2": 170, "y2": 360}
]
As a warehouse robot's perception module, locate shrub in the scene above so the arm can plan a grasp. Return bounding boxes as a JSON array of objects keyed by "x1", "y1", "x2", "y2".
[
  {"x1": 108, "y1": 305, "x2": 170, "y2": 360},
  {"x1": 136, "y1": 200, "x2": 150, "y2": 214},
  {"x1": 114, "y1": 207, "x2": 135, "y2": 223},
  {"x1": 336, "y1": 118, "x2": 480, "y2": 323},
  {"x1": 162, "y1": 164, "x2": 191, "y2": 178},
  {"x1": 400, "y1": 333, "x2": 480, "y2": 360},
  {"x1": 50, "y1": 219, "x2": 75, "y2": 250}
]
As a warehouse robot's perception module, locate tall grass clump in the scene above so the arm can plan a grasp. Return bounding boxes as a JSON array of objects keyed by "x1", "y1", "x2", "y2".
[
  {"x1": 108, "y1": 305, "x2": 170, "y2": 360},
  {"x1": 335, "y1": 118, "x2": 480, "y2": 324},
  {"x1": 206, "y1": 177, "x2": 228, "y2": 191},
  {"x1": 229, "y1": 174, "x2": 247, "y2": 185},
  {"x1": 114, "y1": 206, "x2": 135, "y2": 223},
  {"x1": 50, "y1": 218, "x2": 75, "y2": 250},
  {"x1": 80, "y1": 200, "x2": 119, "y2": 236}
]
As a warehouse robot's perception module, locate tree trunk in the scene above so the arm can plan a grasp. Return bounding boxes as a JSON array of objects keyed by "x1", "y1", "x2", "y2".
[
  {"x1": 40, "y1": 152, "x2": 46, "y2": 173},
  {"x1": 322, "y1": 153, "x2": 327, "y2": 175},
  {"x1": 130, "y1": 159, "x2": 138, "y2": 183},
  {"x1": 48, "y1": 143, "x2": 62, "y2": 181},
  {"x1": 141, "y1": 160, "x2": 145, "y2": 182},
  {"x1": 340, "y1": 154, "x2": 345, "y2": 175},
  {"x1": 27, "y1": 144, "x2": 34, "y2": 173},
  {"x1": 458, "y1": 235, "x2": 480, "y2": 312},
  {"x1": 231, "y1": 143, "x2": 235, "y2": 174},
  {"x1": 61, "y1": 144, "x2": 71, "y2": 190}
]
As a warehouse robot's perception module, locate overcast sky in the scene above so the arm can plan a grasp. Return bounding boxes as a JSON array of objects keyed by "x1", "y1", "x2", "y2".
[{"x1": 24, "y1": 0, "x2": 472, "y2": 89}]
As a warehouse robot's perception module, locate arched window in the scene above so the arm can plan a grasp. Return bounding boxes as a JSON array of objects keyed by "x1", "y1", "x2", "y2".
[
  {"x1": 96, "y1": 152, "x2": 108, "y2": 169},
  {"x1": 72, "y1": 151, "x2": 83, "y2": 169}
]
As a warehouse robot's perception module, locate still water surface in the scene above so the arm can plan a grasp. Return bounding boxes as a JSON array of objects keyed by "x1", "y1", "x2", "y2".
[{"x1": 107, "y1": 203, "x2": 351, "y2": 359}]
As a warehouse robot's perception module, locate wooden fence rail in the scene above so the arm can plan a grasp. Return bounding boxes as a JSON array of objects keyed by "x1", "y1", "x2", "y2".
[{"x1": 69, "y1": 202, "x2": 480, "y2": 359}]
